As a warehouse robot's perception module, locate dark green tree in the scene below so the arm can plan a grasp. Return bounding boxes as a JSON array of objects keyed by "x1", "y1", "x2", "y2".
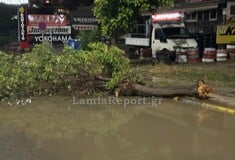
[
  {"x1": 0, "y1": 3, "x2": 18, "y2": 47},
  {"x1": 0, "y1": 3, "x2": 17, "y2": 31},
  {"x1": 94, "y1": 0, "x2": 172, "y2": 38}
]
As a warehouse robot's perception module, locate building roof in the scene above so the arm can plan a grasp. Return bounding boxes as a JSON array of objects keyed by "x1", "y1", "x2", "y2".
[{"x1": 173, "y1": 0, "x2": 226, "y2": 12}]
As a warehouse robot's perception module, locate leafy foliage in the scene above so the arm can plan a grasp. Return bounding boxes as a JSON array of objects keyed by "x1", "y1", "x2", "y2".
[
  {"x1": 87, "y1": 42, "x2": 131, "y2": 89},
  {"x1": 94, "y1": 0, "x2": 173, "y2": 38},
  {"x1": 0, "y1": 42, "x2": 133, "y2": 100},
  {"x1": 77, "y1": 28, "x2": 102, "y2": 50}
]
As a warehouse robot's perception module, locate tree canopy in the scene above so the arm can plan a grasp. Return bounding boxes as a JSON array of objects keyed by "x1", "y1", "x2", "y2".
[{"x1": 94, "y1": 0, "x2": 172, "y2": 38}]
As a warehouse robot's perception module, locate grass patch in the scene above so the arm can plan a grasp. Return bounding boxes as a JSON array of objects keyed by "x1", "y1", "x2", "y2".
[{"x1": 133, "y1": 62, "x2": 235, "y2": 88}]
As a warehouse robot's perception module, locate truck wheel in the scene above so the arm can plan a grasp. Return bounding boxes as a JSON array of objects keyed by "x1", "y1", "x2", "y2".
[{"x1": 159, "y1": 49, "x2": 170, "y2": 64}]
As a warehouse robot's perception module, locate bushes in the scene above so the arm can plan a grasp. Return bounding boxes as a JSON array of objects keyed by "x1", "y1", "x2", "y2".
[
  {"x1": 87, "y1": 42, "x2": 131, "y2": 89},
  {"x1": 77, "y1": 28, "x2": 102, "y2": 50},
  {"x1": 0, "y1": 42, "x2": 133, "y2": 100}
]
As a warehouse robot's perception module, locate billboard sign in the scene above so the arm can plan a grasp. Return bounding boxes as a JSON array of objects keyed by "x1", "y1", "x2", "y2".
[
  {"x1": 72, "y1": 24, "x2": 97, "y2": 31},
  {"x1": 216, "y1": 24, "x2": 235, "y2": 44},
  {"x1": 70, "y1": 9, "x2": 98, "y2": 31},
  {"x1": 71, "y1": 17, "x2": 98, "y2": 31},
  {"x1": 28, "y1": 14, "x2": 67, "y2": 26},
  {"x1": 27, "y1": 26, "x2": 71, "y2": 35},
  {"x1": 72, "y1": 17, "x2": 98, "y2": 24},
  {"x1": 27, "y1": 14, "x2": 71, "y2": 43}
]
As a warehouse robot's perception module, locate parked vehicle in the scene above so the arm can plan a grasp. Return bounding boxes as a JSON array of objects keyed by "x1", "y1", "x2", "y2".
[{"x1": 125, "y1": 12, "x2": 198, "y2": 64}]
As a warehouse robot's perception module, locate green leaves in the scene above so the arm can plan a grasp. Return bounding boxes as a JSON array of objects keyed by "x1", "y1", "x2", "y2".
[
  {"x1": 0, "y1": 41, "x2": 134, "y2": 100},
  {"x1": 94, "y1": 0, "x2": 173, "y2": 38},
  {"x1": 88, "y1": 42, "x2": 131, "y2": 89}
]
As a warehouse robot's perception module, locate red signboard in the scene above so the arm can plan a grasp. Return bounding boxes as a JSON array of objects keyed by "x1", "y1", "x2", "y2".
[{"x1": 27, "y1": 14, "x2": 67, "y2": 26}]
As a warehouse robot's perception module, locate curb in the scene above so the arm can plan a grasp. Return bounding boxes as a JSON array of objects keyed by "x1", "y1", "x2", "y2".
[
  {"x1": 201, "y1": 102, "x2": 235, "y2": 115},
  {"x1": 174, "y1": 97, "x2": 235, "y2": 116}
]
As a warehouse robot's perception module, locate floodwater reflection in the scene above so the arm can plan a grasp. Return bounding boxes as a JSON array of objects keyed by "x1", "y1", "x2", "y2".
[{"x1": 0, "y1": 96, "x2": 234, "y2": 160}]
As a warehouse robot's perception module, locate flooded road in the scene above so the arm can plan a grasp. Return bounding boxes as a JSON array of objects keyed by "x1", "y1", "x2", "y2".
[{"x1": 0, "y1": 96, "x2": 235, "y2": 160}]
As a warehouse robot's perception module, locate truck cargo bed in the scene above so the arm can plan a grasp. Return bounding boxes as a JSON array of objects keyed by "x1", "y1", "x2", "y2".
[{"x1": 125, "y1": 37, "x2": 150, "y2": 47}]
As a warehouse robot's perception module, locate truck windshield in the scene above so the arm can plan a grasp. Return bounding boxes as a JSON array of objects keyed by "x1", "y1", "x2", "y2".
[{"x1": 162, "y1": 27, "x2": 193, "y2": 38}]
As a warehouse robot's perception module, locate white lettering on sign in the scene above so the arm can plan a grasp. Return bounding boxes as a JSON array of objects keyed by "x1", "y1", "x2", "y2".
[
  {"x1": 28, "y1": 14, "x2": 67, "y2": 26},
  {"x1": 72, "y1": 24, "x2": 97, "y2": 30},
  {"x1": 34, "y1": 35, "x2": 72, "y2": 42},
  {"x1": 73, "y1": 17, "x2": 98, "y2": 23},
  {"x1": 20, "y1": 12, "x2": 25, "y2": 40},
  {"x1": 27, "y1": 26, "x2": 71, "y2": 35}
]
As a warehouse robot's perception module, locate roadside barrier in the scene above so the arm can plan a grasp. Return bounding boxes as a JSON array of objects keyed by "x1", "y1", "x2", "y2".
[
  {"x1": 216, "y1": 48, "x2": 227, "y2": 62},
  {"x1": 202, "y1": 47, "x2": 216, "y2": 62},
  {"x1": 187, "y1": 48, "x2": 200, "y2": 63},
  {"x1": 227, "y1": 45, "x2": 235, "y2": 60},
  {"x1": 176, "y1": 48, "x2": 187, "y2": 63}
]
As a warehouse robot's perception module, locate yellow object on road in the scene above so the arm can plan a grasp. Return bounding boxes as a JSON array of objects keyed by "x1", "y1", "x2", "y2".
[{"x1": 201, "y1": 102, "x2": 235, "y2": 115}]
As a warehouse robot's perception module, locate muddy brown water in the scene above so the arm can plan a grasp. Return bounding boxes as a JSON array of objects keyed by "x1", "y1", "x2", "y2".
[{"x1": 0, "y1": 96, "x2": 235, "y2": 160}]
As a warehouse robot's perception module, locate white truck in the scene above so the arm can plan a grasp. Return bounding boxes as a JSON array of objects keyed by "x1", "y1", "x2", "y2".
[{"x1": 125, "y1": 12, "x2": 198, "y2": 64}]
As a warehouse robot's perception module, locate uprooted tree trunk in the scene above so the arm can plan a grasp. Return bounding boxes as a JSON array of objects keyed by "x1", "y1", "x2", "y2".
[
  {"x1": 129, "y1": 83, "x2": 196, "y2": 97},
  {"x1": 114, "y1": 79, "x2": 196, "y2": 98},
  {"x1": 95, "y1": 76, "x2": 212, "y2": 99}
]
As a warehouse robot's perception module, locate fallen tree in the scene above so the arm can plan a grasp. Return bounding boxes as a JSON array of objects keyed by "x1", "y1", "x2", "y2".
[
  {"x1": 0, "y1": 42, "x2": 133, "y2": 99},
  {"x1": 96, "y1": 76, "x2": 212, "y2": 99},
  {"x1": 0, "y1": 42, "x2": 212, "y2": 100},
  {"x1": 124, "y1": 83, "x2": 196, "y2": 97}
]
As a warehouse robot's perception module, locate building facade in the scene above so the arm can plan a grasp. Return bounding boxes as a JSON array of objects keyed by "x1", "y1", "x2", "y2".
[{"x1": 173, "y1": 0, "x2": 235, "y2": 34}]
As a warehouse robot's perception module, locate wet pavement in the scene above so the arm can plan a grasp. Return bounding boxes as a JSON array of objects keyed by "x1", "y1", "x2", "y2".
[
  {"x1": 0, "y1": 96, "x2": 235, "y2": 160},
  {"x1": 209, "y1": 93, "x2": 235, "y2": 108}
]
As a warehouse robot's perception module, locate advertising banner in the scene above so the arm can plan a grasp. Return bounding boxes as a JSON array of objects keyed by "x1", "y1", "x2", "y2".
[
  {"x1": 72, "y1": 24, "x2": 97, "y2": 31},
  {"x1": 70, "y1": 9, "x2": 98, "y2": 30},
  {"x1": 27, "y1": 26, "x2": 71, "y2": 35},
  {"x1": 72, "y1": 17, "x2": 98, "y2": 24},
  {"x1": 27, "y1": 14, "x2": 67, "y2": 26},
  {"x1": 216, "y1": 24, "x2": 235, "y2": 44}
]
